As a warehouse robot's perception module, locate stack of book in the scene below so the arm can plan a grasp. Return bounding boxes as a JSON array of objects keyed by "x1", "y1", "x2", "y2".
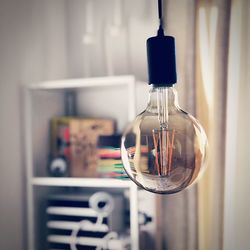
[{"x1": 97, "y1": 135, "x2": 128, "y2": 179}]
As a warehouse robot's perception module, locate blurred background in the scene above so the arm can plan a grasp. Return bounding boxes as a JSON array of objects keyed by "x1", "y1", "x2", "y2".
[{"x1": 0, "y1": 0, "x2": 249, "y2": 249}]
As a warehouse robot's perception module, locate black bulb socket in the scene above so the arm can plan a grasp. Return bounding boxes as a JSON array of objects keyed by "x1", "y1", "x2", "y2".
[{"x1": 147, "y1": 35, "x2": 177, "y2": 86}]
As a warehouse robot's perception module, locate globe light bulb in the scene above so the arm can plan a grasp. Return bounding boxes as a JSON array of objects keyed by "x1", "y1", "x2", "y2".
[
  {"x1": 121, "y1": 86, "x2": 208, "y2": 194},
  {"x1": 121, "y1": 0, "x2": 208, "y2": 194}
]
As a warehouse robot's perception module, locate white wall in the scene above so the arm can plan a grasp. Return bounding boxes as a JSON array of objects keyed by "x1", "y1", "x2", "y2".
[
  {"x1": 0, "y1": 0, "x2": 30, "y2": 249},
  {"x1": 0, "y1": 0, "x2": 156, "y2": 249},
  {"x1": 0, "y1": 0, "x2": 69, "y2": 249}
]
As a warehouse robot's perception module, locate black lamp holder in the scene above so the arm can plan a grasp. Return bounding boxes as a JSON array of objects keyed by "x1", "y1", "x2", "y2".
[{"x1": 147, "y1": 0, "x2": 177, "y2": 86}]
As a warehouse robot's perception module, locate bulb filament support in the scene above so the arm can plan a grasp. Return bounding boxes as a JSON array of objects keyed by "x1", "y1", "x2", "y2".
[{"x1": 152, "y1": 128, "x2": 175, "y2": 176}]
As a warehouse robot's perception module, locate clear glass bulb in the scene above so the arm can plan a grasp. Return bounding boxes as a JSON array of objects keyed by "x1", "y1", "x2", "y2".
[{"x1": 121, "y1": 86, "x2": 208, "y2": 194}]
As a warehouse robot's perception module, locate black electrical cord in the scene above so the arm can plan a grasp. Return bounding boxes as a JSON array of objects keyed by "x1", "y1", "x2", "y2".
[
  {"x1": 157, "y1": 0, "x2": 164, "y2": 36},
  {"x1": 158, "y1": 0, "x2": 162, "y2": 20}
]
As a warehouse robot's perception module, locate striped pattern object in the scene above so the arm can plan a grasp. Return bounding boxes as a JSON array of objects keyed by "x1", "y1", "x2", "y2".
[
  {"x1": 46, "y1": 193, "x2": 129, "y2": 250},
  {"x1": 97, "y1": 135, "x2": 128, "y2": 179}
]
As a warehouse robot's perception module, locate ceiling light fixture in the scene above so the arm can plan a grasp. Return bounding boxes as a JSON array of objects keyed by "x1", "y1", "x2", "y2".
[{"x1": 121, "y1": 0, "x2": 208, "y2": 194}]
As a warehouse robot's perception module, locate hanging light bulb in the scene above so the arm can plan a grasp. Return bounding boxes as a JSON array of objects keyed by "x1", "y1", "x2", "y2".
[{"x1": 121, "y1": 0, "x2": 208, "y2": 194}]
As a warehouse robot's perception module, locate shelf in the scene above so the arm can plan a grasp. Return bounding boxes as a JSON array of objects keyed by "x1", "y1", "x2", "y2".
[
  {"x1": 25, "y1": 75, "x2": 139, "y2": 250},
  {"x1": 27, "y1": 75, "x2": 135, "y2": 90},
  {"x1": 31, "y1": 177, "x2": 135, "y2": 188}
]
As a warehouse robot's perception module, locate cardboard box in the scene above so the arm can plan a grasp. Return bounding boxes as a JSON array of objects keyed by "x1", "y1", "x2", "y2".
[{"x1": 69, "y1": 118, "x2": 115, "y2": 177}]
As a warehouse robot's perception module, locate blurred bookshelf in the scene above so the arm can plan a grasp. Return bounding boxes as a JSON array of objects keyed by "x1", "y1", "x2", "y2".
[{"x1": 24, "y1": 76, "x2": 141, "y2": 250}]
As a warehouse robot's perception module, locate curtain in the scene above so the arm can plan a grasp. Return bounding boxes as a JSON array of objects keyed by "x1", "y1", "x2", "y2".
[
  {"x1": 224, "y1": 0, "x2": 250, "y2": 249},
  {"x1": 161, "y1": 0, "x2": 232, "y2": 250},
  {"x1": 196, "y1": 1, "x2": 231, "y2": 250}
]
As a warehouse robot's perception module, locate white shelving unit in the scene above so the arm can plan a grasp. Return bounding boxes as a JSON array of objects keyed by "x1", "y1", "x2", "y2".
[{"x1": 24, "y1": 75, "x2": 139, "y2": 250}]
